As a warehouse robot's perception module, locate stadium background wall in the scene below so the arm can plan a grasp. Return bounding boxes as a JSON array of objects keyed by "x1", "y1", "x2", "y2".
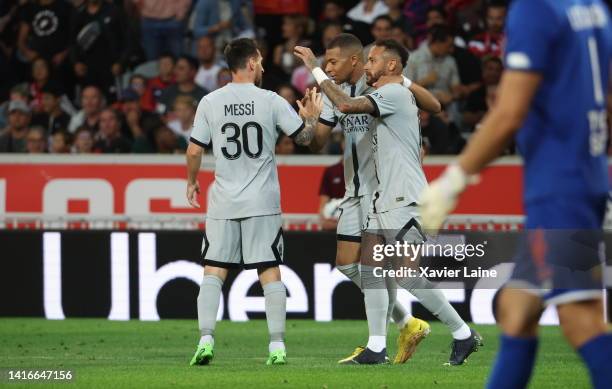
[{"x1": 1, "y1": 230, "x2": 610, "y2": 323}]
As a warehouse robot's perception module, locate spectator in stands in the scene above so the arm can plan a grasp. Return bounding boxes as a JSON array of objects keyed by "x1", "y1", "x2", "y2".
[
  {"x1": 347, "y1": 0, "x2": 389, "y2": 25},
  {"x1": 137, "y1": 0, "x2": 191, "y2": 60},
  {"x1": 468, "y1": 2, "x2": 506, "y2": 58},
  {"x1": 141, "y1": 53, "x2": 175, "y2": 112},
  {"x1": 192, "y1": 0, "x2": 230, "y2": 40},
  {"x1": 72, "y1": 127, "x2": 94, "y2": 153},
  {"x1": 321, "y1": 0, "x2": 347, "y2": 27},
  {"x1": 31, "y1": 81, "x2": 70, "y2": 134},
  {"x1": 17, "y1": 0, "x2": 72, "y2": 66},
  {"x1": 405, "y1": 24, "x2": 460, "y2": 107},
  {"x1": 93, "y1": 108, "x2": 132, "y2": 153},
  {"x1": 28, "y1": 57, "x2": 51, "y2": 113},
  {"x1": 167, "y1": 95, "x2": 195, "y2": 143},
  {"x1": 128, "y1": 74, "x2": 147, "y2": 102},
  {"x1": 462, "y1": 56, "x2": 503, "y2": 130},
  {"x1": 0, "y1": 100, "x2": 31, "y2": 152},
  {"x1": 420, "y1": 110, "x2": 453, "y2": 154},
  {"x1": 153, "y1": 125, "x2": 186, "y2": 153},
  {"x1": 25, "y1": 126, "x2": 47, "y2": 153},
  {"x1": 195, "y1": 36, "x2": 222, "y2": 93},
  {"x1": 391, "y1": 25, "x2": 413, "y2": 50},
  {"x1": 275, "y1": 134, "x2": 295, "y2": 155},
  {"x1": 425, "y1": 6, "x2": 447, "y2": 30},
  {"x1": 403, "y1": 0, "x2": 445, "y2": 45},
  {"x1": 119, "y1": 88, "x2": 159, "y2": 152},
  {"x1": 277, "y1": 84, "x2": 298, "y2": 110},
  {"x1": 363, "y1": 15, "x2": 393, "y2": 59},
  {"x1": 158, "y1": 55, "x2": 205, "y2": 114},
  {"x1": 273, "y1": 14, "x2": 311, "y2": 76},
  {"x1": 318, "y1": 158, "x2": 344, "y2": 231},
  {"x1": 49, "y1": 130, "x2": 71, "y2": 153},
  {"x1": 68, "y1": 85, "x2": 104, "y2": 133},
  {"x1": 71, "y1": 0, "x2": 130, "y2": 99},
  {"x1": 0, "y1": 84, "x2": 29, "y2": 130},
  {"x1": 217, "y1": 68, "x2": 232, "y2": 89},
  {"x1": 386, "y1": 0, "x2": 411, "y2": 33},
  {"x1": 321, "y1": 23, "x2": 343, "y2": 52}
]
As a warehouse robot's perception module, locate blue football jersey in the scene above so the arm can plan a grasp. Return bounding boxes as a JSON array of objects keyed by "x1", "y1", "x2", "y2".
[{"x1": 505, "y1": 0, "x2": 612, "y2": 203}]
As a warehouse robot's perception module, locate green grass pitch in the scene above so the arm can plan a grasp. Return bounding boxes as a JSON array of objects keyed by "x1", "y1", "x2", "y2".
[{"x1": 0, "y1": 319, "x2": 590, "y2": 388}]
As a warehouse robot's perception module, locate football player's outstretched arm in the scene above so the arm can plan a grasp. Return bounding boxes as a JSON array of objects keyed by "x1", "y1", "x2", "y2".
[
  {"x1": 293, "y1": 46, "x2": 376, "y2": 115},
  {"x1": 407, "y1": 81, "x2": 442, "y2": 114},
  {"x1": 310, "y1": 122, "x2": 334, "y2": 152}
]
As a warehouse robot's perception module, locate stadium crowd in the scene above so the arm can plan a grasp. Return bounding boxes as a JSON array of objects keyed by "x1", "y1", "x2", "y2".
[{"x1": 0, "y1": 0, "x2": 514, "y2": 155}]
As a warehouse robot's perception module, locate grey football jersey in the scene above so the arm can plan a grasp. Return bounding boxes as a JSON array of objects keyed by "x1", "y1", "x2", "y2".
[
  {"x1": 190, "y1": 82, "x2": 304, "y2": 219},
  {"x1": 319, "y1": 74, "x2": 377, "y2": 197},
  {"x1": 365, "y1": 83, "x2": 427, "y2": 213}
]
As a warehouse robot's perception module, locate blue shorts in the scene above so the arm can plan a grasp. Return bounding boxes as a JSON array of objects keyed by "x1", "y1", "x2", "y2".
[{"x1": 509, "y1": 195, "x2": 607, "y2": 305}]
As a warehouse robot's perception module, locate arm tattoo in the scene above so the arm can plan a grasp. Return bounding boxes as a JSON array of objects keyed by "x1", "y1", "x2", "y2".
[
  {"x1": 319, "y1": 79, "x2": 375, "y2": 114},
  {"x1": 294, "y1": 117, "x2": 317, "y2": 145}
]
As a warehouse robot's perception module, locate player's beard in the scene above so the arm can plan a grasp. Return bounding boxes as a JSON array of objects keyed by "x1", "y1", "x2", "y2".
[
  {"x1": 365, "y1": 69, "x2": 383, "y2": 86},
  {"x1": 254, "y1": 69, "x2": 263, "y2": 87}
]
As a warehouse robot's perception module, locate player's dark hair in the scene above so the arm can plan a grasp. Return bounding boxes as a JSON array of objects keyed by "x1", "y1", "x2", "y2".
[
  {"x1": 177, "y1": 54, "x2": 199, "y2": 71},
  {"x1": 429, "y1": 24, "x2": 454, "y2": 43},
  {"x1": 327, "y1": 33, "x2": 363, "y2": 51},
  {"x1": 372, "y1": 15, "x2": 393, "y2": 27},
  {"x1": 224, "y1": 38, "x2": 260, "y2": 72},
  {"x1": 374, "y1": 39, "x2": 409, "y2": 67}
]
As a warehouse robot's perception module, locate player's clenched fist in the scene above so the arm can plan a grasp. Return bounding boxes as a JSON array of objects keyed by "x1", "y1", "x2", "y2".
[
  {"x1": 293, "y1": 46, "x2": 318, "y2": 71},
  {"x1": 186, "y1": 181, "x2": 201, "y2": 208},
  {"x1": 419, "y1": 164, "x2": 473, "y2": 232}
]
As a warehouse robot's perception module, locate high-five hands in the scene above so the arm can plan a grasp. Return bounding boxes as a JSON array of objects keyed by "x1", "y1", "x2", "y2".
[{"x1": 297, "y1": 88, "x2": 323, "y2": 120}]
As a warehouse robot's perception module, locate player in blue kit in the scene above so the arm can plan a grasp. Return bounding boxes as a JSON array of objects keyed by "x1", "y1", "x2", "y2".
[{"x1": 419, "y1": 1, "x2": 612, "y2": 388}]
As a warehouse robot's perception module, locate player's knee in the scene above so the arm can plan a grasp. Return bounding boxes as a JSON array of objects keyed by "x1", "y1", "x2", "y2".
[
  {"x1": 204, "y1": 265, "x2": 228, "y2": 281},
  {"x1": 497, "y1": 302, "x2": 539, "y2": 337},
  {"x1": 557, "y1": 300, "x2": 607, "y2": 348},
  {"x1": 258, "y1": 266, "x2": 281, "y2": 284},
  {"x1": 335, "y1": 241, "x2": 360, "y2": 266}
]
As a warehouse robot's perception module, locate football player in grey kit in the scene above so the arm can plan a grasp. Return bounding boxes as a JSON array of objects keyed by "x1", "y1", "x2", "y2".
[
  {"x1": 301, "y1": 33, "x2": 444, "y2": 365},
  {"x1": 186, "y1": 38, "x2": 323, "y2": 366},
  {"x1": 295, "y1": 38, "x2": 482, "y2": 365}
]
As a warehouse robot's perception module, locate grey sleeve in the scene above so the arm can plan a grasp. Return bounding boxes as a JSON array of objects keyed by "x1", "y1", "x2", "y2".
[
  {"x1": 190, "y1": 97, "x2": 212, "y2": 147},
  {"x1": 273, "y1": 94, "x2": 305, "y2": 138},
  {"x1": 365, "y1": 84, "x2": 402, "y2": 118},
  {"x1": 318, "y1": 93, "x2": 337, "y2": 127}
]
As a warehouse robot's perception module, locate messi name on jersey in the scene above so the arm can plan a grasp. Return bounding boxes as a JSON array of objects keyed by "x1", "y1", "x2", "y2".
[{"x1": 224, "y1": 101, "x2": 255, "y2": 116}]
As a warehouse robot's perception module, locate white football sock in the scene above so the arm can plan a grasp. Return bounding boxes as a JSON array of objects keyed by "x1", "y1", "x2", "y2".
[
  {"x1": 199, "y1": 335, "x2": 214, "y2": 346},
  {"x1": 366, "y1": 336, "x2": 386, "y2": 353},
  {"x1": 452, "y1": 324, "x2": 472, "y2": 340},
  {"x1": 269, "y1": 341, "x2": 285, "y2": 352}
]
